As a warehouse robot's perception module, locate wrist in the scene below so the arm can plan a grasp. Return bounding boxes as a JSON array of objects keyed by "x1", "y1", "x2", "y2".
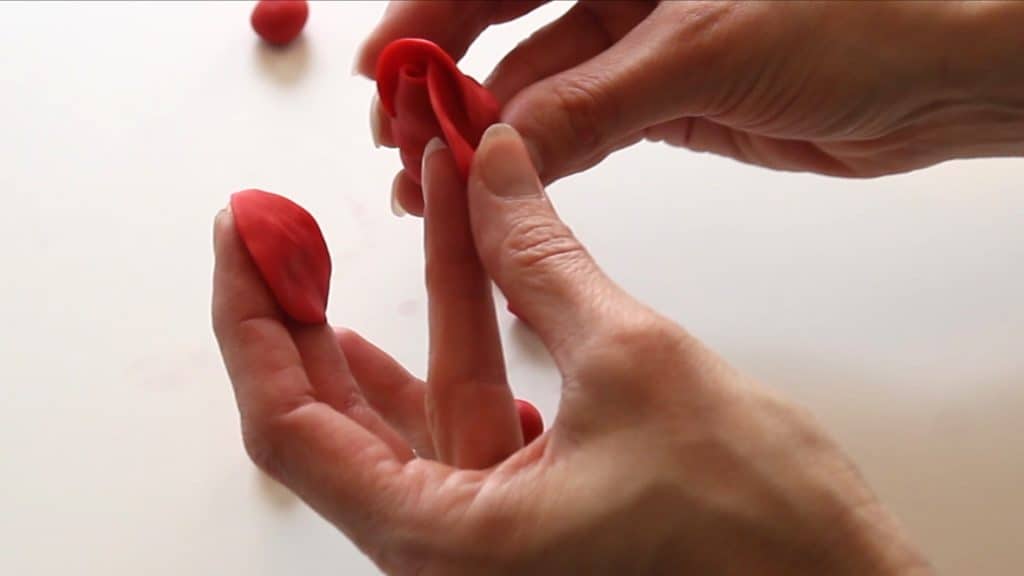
[{"x1": 641, "y1": 425, "x2": 931, "y2": 576}]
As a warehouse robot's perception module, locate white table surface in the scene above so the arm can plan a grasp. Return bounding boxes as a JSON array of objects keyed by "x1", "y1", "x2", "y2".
[{"x1": 2, "y1": 2, "x2": 1022, "y2": 574}]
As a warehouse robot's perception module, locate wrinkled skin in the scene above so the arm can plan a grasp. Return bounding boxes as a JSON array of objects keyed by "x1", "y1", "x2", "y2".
[
  {"x1": 213, "y1": 125, "x2": 931, "y2": 575},
  {"x1": 358, "y1": 1, "x2": 1024, "y2": 215}
]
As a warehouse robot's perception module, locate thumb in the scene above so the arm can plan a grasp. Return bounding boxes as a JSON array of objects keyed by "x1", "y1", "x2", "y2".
[{"x1": 467, "y1": 123, "x2": 623, "y2": 367}]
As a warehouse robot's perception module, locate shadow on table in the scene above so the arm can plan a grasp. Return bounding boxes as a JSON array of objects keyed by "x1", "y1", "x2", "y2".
[{"x1": 252, "y1": 35, "x2": 311, "y2": 86}]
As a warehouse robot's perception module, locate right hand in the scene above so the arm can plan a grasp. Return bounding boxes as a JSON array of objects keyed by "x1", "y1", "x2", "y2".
[
  {"x1": 214, "y1": 123, "x2": 931, "y2": 574},
  {"x1": 358, "y1": 1, "x2": 1024, "y2": 214}
]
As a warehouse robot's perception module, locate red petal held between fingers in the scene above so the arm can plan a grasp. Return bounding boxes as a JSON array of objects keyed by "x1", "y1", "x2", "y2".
[
  {"x1": 251, "y1": 0, "x2": 309, "y2": 47},
  {"x1": 516, "y1": 399, "x2": 544, "y2": 444},
  {"x1": 376, "y1": 38, "x2": 500, "y2": 182},
  {"x1": 230, "y1": 189, "x2": 331, "y2": 324}
]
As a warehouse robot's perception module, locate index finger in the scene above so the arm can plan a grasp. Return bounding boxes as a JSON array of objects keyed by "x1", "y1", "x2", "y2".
[
  {"x1": 212, "y1": 209, "x2": 409, "y2": 535},
  {"x1": 353, "y1": 0, "x2": 548, "y2": 78}
]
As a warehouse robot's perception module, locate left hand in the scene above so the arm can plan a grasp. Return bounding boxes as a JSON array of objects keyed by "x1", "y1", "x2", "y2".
[
  {"x1": 213, "y1": 126, "x2": 928, "y2": 575},
  {"x1": 213, "y1": 139, "x2": 524, "y2": 471}
]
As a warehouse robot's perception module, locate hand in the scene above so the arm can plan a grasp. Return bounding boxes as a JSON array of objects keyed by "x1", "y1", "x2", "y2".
[
  {"x1": 213, "y1": 124, "x2": 930, "y2": 575},
  {"x1": 358, "y1": 0, "x2": 1024, "y2": 214}
]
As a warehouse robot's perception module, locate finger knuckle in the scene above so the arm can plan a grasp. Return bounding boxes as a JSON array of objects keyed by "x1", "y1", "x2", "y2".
[
  {"x1": 241, "y1": 420, "x2": 282, "y2": 477},
  {"x1": 576, "y1": 317, "x2": 688, "y2": 386},
  {"x1": 494, "y1": 41, "x2": 542, "y2": 91},
  {"x1": 656, "y1": 0, "x2": 747, "y2": 116},
  {"x1": 502, "y1": 216, "x2": 588, "y2": 279},
  {"x1": 609, "y1": 316, "x2": 686, "y2": 359},
  {"x1": 238, "y1": 393, "x2": 316, "y2": 479},
  {"x1": 547, "y1": 73, "x2": 616, "y2": 149}
]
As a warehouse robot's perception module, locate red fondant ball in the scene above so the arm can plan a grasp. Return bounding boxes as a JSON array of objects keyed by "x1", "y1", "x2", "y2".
[
  {"x1": 251, "y1": 0, "x2": 308, "y2": 47},
  {"x1": 516, "y1": 399, "x2": 544, "y2": 444}
]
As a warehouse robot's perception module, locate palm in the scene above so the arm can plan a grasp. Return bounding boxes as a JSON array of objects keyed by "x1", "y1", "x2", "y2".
[{"x1": 213, "y1": 139, "x2": 563, "y2": 572}]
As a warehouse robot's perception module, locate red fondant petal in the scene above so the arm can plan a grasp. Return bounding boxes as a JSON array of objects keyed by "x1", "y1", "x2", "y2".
[
  {"x1": 376, "y1": 38, "x2": 500, "y2": 183},
  {"x1": 391, "y1": 67, "x2": 440, "y2": 183},
  {"x1": 230, "y1": 189, "x2": 331, "y2": 324}
]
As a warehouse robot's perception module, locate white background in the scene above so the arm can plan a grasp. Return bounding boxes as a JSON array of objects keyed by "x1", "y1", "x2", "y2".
[{"x1": 1, "y1": 2, "x2": 1022, "y2": 574}]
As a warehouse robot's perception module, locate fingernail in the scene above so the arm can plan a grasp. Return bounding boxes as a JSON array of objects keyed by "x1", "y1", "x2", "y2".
[
  {"x1": 390, "y1": 173, "x2": 407, "y2": 217},
  {"x1": 370, "y1": 94, "x2": 383, "y2": 148},
  {"x1": 420, "y1": 137, "x2": 447, "y2": 185},
  {"x1": 215, "y1": 204, "x2": 233, "y2": 226},
  {"x1": 479, "y1": 123, "x2": 542, "y2": 198},
  {"x1": 213, "y1": 205, "x2": 231, "y2": 250}
]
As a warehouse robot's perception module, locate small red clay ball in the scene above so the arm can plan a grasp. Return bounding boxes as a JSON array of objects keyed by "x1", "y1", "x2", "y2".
[
  {"x1": 251, "y1": 0, "x2": 308, "y2": 46},
  {"x1": 516, "y1": 399, "x2": 544, "y2": 444}
]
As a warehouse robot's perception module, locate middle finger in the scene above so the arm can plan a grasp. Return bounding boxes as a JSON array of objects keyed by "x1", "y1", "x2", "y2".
[{"x1": 422, "y1": 138, "x2": 522, "y2": 468}]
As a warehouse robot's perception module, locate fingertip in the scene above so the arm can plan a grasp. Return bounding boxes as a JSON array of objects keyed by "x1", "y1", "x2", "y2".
[
  {"x1": 422, "y1": 137, "x2": 448, "y2": 167},
  {"x1": 334, "y1": 327, "x2": 377, "y2": 369},
  {"x1": 215, "y1": 203, "x2": 232, "y2": 227},
  {"x1": 333, "y1": 325, "x2": 357, "y2": 346},
  {"x1": 352, "y1": 44, "x2": 371, "y2": 78},
  {"x1": 390, "y1": 173, "x2": 407, "y2": 217},
  {"x1": 400, "y1": 188, "x2": 425, "y2": 217},
  {"x1": 210, "y1": 204, "x2": 277, "y2": 340},
  {"x1": 422, "y1": 139, "x2": 467, "y2": 251},
  {"x1": 353, "y1": 0, "x2": 413, "y2": 78},
  {"x1": 354, "y1": 56, "x2": 379, "y2": 80},
  {"x1": 370, "y1": 95, "x2": 384, "y2": 148},
  {"x1": 370, "y1": 94, "x2": 397, "y2": 148},
  {"x1": 213, "y1": 203, "x2": 243, "y2": 261},
  {"x1": 352, "y1": 30, "x2": 382, "y2": 79},
  {"x1": 421, "y1": 138, "x2": 461, "y2": 219},
  {"x1": 332, "y1": 327, "x2": 378, "y2": 362},
  {"x1": 420, "y1": 136, "x2": 449, "y2": 192},
  {"x1": 391, "y1": 171, "x2": 424, "y2": 217},
  {"x1": 213, "y1": 206, "x2": 231, "y2": 250}
]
